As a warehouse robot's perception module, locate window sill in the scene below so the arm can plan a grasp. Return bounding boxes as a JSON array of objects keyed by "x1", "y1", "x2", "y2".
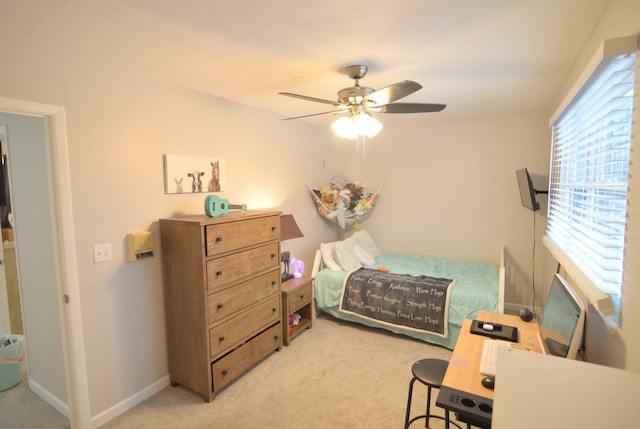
[{"x1": 543, "y1": 235, "x2": 620, "y2": 330}]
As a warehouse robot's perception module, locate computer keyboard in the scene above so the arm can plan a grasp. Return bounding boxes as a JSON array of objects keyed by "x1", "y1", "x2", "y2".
[{"x1": 479, "y1": 339, "x2": 512, "y2": 376}]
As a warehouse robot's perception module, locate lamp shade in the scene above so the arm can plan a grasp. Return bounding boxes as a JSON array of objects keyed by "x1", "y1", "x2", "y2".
[{"x1": 280, "y1": 214, "x2": 303, "y2": 241}]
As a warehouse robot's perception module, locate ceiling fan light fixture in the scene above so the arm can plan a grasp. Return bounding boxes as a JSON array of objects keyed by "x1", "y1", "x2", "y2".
[
  {"x1": 355, "y1": 112, "x2": 382, "y2": 137},
  {"x1": 332, "y1": 113, "x2": 382, "y2": 140},
  {"x1": 332, "y1": 116, "x2": 358, "y2": 140}
]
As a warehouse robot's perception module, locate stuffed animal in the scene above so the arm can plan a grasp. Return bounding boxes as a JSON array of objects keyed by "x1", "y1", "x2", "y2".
[
  {"x1": 330, "y1": 175, "x2": 348, "y2": 190},
  {"x1": 338, "y1": 189, "x2": 352, "y2": 210},
  {"x1": 321, "y1": 191, "x2": 336, "y2": 210},
  {"x1": 346, "y1": 182, "x2": 365, "y2": 202}
]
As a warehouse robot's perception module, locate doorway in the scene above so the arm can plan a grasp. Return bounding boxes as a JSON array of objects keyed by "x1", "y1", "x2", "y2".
[
  {"x1": 0, "y1": 98, "x2": 90, "y2": 428},
  {"x1": 0, "y1": 124, "x2": 18, "y2": 337}
]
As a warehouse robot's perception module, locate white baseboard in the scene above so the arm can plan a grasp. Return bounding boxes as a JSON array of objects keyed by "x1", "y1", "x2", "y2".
[
  {"x1": 90, "y1": 375, "x2": 170, "y2": 429},
  {"x1": 28, "y1": 378, "x2": 69, "y2": 418}
]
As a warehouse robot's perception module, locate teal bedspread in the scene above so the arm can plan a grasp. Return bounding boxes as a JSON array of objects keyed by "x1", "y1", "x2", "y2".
[{"x1": 314, "y1": 253, "x2": 500, "y2": 349}]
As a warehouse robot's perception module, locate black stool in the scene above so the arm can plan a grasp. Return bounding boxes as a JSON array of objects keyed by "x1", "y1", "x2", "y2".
[{"x1": 404, "y1": 358, "x2": 465, "y2": 429}]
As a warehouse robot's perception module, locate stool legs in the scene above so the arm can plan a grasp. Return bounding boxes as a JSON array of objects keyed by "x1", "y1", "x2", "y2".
[
  {"x1": 405, "y1": 374, "x2": 465, "y2": 429},
  {"x1": 405, "y1": 358, "x2": 465, "y2": 429},
  {"x1": 425, "y1": 380, "x2": 433, "y2": 428},
  {"x1": 404, "y1": 376, "x2": 441, "y2": 429},
  {"x1": 404, "y1": 377, "x2": 417, "y2": 429}
]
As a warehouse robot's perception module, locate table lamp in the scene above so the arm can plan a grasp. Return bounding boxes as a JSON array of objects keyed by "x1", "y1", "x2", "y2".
[{"x1": 280, "y1": 214, "x2": 304, "y2": 282}]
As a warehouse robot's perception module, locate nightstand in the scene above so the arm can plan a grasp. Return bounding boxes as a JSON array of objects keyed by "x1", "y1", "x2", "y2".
[{"x1": 281, "y1": 275, "x2": 313, "y2": 345}]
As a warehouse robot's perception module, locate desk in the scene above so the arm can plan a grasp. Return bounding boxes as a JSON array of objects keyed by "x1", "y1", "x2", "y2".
[
  {"x1": 443, "y1": 311, "x2": 542, "y2": 399},
  {"x1": 437, "y1": 311, "x2": 543, "y2": 427},
  {"x1": 492, "y1": 348, "x2": 640, "y2": 428}
]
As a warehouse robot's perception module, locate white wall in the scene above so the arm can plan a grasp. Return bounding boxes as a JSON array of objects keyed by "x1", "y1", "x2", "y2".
[
  {"x1": 0, "y1": 57, "x2": 335, "y2": 420},
  {"x1": 329, "y1": 112, "x2": 554, "y2": 312},
  {"x1": 62, "y1": 69, "x2": 339, "y2": 415}
]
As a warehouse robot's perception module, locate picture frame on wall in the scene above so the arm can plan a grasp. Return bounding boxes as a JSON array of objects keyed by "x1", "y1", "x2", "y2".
[{"x1": 163, "y1": 154, "x2": 226, "y2": 194}]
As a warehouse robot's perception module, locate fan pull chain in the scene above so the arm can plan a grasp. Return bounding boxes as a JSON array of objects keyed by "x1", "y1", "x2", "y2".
[
  {"x1": 362, "y1": 135, "x2": 367, "y2": 158},
  {"x1": 353, "y1": 135, "x2": 368, "y2": 158}
]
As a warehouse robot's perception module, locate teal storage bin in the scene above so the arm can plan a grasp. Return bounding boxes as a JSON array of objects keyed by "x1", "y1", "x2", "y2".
[{"x1": 0, "y1": 335, "x2": 25, "y2": 391}]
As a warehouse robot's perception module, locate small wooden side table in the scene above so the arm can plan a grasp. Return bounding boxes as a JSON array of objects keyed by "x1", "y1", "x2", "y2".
[{"x1": 281, "y1": 275, "x2": 313, "y2": 345}]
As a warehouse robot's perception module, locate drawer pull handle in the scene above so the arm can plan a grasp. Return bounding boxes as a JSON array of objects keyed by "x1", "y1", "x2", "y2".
[
  {"x1": 300, "y1": 295, "x2": 305, "y2": 299},
  {"x1": 271, "y1": 254, "x2": 276, "y2": 259},
  {"x1": 272, "y1": 308, "x2": 277, "y2": 313},
  {"x1": 216, "y1": 237, "x2": 223, "y2": 243},
  {"x1": 222, "y1": 370, "x2": 228, "y2": 376},
  {"x1": 217, "y1": 303, "x2": 224, "y2": 309},
  {"x1": 271, "y1": 281, "x2": 276, "y2": 286},
  {"x1": 274, "y1": 335, "x2": 279, "y2": 340},
  {"x1": 271, "y1": 226, "x2": 276, "y2": 232},
  {"x1": 219, "y1": 336, "x2": 225, "y2": 342},
  {"x1": 216, "y1": 271, "x2": 223, "y2": 276}
]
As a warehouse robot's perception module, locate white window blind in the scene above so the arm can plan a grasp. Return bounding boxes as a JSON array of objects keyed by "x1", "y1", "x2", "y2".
[{"x1": 547, "y1": 48, "x2": 636, "y2": 317}]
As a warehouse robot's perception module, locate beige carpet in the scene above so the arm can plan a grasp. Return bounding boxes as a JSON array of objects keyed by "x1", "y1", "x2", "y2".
[
  {"x1": 101, "y1": 314, "x2": 460, "y2": 429},
  {"x1": 0, "y1": 314, "x2": 464, "y2": 428},
  {"x1": 0, "y1": 363, "x2": 69, "y2": 428}
]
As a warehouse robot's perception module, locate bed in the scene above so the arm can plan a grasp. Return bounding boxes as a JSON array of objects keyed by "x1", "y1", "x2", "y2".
[{"x1": 310, "y1": 230, "x2": 505, "y2": 349}]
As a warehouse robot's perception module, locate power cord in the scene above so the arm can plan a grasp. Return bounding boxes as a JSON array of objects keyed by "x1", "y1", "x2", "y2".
[{"x1": 531, "y1": 210, "x2": 537, "y2": 320}]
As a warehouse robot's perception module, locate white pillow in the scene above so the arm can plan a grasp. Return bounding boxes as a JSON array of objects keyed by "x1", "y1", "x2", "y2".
[
  {"x1": 320, "y1": 242, "x2": 341, "y2": 271},
  {"x1": 353, "y1": 230, "x2": 382, "y2": 258},
  {"x1": 353, "y1": 244, "x2": 375, "y2": 266},
  {"x1": 333, "y1": 237, "x2": 362, "y2": 271}
]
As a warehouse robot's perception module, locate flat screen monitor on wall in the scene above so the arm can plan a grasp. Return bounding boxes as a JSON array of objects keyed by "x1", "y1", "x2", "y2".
[
  {"x1": 516, "y1": 168, "x2": 545, "y2": 212},
  {"x1": 538, "y1": 273, "x2": 586, "y2": 359}
]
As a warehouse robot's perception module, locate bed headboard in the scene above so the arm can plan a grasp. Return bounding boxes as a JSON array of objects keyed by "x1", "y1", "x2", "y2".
[{"x1": 311, "y1": 248, "x2": 325, "y2": 278}]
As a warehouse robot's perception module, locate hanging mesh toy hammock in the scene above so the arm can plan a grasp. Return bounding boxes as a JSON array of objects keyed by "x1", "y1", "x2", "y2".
[{"x1": 304, "y1": 176, "x2": 386, "y2": 230}]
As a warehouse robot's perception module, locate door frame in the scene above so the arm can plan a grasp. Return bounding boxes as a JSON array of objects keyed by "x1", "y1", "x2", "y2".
[
  {"x1": 0, "y1": 97, "x2": 89, "y2": 428},
  {"x1": 0, "y1": 125, "x2": 9, "y2": 334}
]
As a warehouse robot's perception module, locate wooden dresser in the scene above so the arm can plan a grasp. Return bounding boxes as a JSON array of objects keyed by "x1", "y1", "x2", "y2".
[{"x1": 159, "y1": 210, "x2": 283, "y2": 401}]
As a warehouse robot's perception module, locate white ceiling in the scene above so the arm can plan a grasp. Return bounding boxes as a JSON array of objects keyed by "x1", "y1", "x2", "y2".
[{"x1": 3, "y1": 0, "x2": 612, "y2": 124}]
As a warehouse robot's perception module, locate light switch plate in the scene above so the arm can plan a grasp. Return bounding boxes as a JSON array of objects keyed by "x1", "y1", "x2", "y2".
[{"x1": 93, "y1": 243, "x2": 112, "y2": 263}]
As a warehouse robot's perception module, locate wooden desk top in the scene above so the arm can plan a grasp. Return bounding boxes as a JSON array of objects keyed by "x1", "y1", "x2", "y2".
[{"x1": 442, "y1": 311, "x2": 543, "y2": 399}]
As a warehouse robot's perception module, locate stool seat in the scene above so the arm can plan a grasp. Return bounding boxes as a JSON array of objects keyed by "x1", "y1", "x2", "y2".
[
  {"x1": 404, "y1": 358, "x2": 466, "y2": 429},
  {"x1": 412, "y1": 358, "x2": 448, "y2": 387}
]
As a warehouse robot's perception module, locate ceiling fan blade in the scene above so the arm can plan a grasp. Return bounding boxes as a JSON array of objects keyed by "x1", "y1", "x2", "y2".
[
  {"x1": 279, "y1": 92, "x2": 340, "y2": 106},
  {"x1": 282, "y1": 109, "x2": 348, "y2": 121},
  {"x1": 376, "y1": 103, "x2": 446, "y2": 113},
  {"x1": 365, "y1": 80, "x2": 423, "y2": 106}
]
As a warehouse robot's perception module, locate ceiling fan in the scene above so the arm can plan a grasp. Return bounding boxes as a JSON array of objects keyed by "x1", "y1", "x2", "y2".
[{"x1": 279, "y1": 65, "x2": 446, "y2": 122}]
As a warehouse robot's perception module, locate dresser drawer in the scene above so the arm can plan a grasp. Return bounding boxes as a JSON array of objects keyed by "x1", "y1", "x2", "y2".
[
  {"x1": 206, "y1": 242, "x2": 279, "y2": 292},
  {"x1": 209, "y1": 294, "x2": 281, "y2": 358},
  {"x1": 205, "y1": 215, "x2": 279, "y2": 256},
  {"x1": 212, "y1": 322, "x2": 282, "y2": 392},
  {"x1": 287, "y1": 281, "x2": 313, "y2": 311},
  {"x1": 207, "y1": 269, "x2": 280, "y2": 325}
]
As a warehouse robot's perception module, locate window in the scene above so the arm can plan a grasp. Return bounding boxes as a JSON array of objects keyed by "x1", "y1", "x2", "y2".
[{"x1": 545, "y1": 35, "x2": 638, "y2": 318}]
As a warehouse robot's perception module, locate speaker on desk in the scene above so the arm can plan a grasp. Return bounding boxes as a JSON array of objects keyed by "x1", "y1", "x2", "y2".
[{"x1": 519, "y1": 308, "x2": 533, "y2": 322}]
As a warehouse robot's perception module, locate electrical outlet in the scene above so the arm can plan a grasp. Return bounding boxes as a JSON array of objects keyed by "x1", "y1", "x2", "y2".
[{"x1": 93, "y1": 243, "x2": 112, "y2": 263}]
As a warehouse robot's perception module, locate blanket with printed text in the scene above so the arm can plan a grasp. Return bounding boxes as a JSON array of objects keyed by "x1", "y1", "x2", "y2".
[{"x1": 339, "y1": 268, "x2": 455, "y2": 337}]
